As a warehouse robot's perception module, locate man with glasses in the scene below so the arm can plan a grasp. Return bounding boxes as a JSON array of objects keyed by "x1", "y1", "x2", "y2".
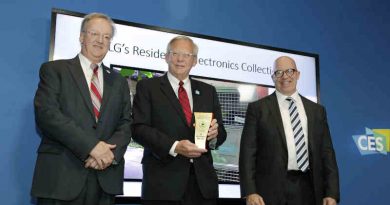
[
  {"x1": 132, "y1": 36, "x2": 227, "y2": 205},
  {"x1": 31, "y1": 13, "x2": 132, "y2": 205},
  {"x1": 239, "y1": 56, "x2": 340, "y2": 205}
]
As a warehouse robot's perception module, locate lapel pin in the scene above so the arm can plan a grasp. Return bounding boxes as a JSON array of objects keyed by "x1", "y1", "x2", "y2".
[
  {"x1": 195, "y1": 90, "x2": 200, "y2": 95},
  {"x1": 106, "y1": 69, "x2": 111, "y2": 74}
]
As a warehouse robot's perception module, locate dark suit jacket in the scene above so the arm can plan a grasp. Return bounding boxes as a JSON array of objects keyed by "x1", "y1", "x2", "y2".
[
  {"x1": 131, "y1": 74, "x2": 227, "y2": 200},
  {"x1": 239, "y1": 92, "x2": 339, "y2": 205},
  {"x1": 31, "y1": 56, "x2": 132, "y2": 200}
]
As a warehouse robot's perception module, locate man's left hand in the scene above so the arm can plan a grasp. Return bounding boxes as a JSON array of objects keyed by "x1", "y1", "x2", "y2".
[
  {"x1": 207, "y1": 119, "x2": 218, "y2": 141},
  {"x1": 85, "y1": 156, "x2": 101, "y2": 170},
  {"x1": 323, "y1": 197, "x2": 337, "y2": 205}
]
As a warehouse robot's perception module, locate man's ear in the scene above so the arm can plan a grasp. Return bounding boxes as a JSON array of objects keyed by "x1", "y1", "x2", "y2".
[
  {"x1": 79, "y1": 33, "x2": 84, "y2": 45},
  {"x1": 271, "y1": 75, "x2": 276, "y2": 83},
  {"x1": 296, "y1": 70, "x2": 300, "y2": 80},
  {"x1": 165, "y1": 54, "x2": 170, "y2": 63},
  {"x1": 192, "y1": 57, "x2": 197, "y2": 67}
]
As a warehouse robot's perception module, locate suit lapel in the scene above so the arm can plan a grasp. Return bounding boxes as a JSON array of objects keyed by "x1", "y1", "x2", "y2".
[
  {"x1": 187, "y1": 78, "x2": 201, "y2": 134},
  {"x1": 159, "y1": 75, "x2": 189, "y2": 127},
  {"x1": 98, "y1": 65, "x2": 114, "y2": 120},
  {"x1": 301, "y1": 96, "x2": 314, "y2": 153},
  {"x1": 267, "y1": 93, "x2": 288, "y2": 153},
  {"x1": 191, "y1": 79, "x2": 201, "y2": 125},
  {"x1": 68, "y1": 57, "x2": 95, "y2": 119}
]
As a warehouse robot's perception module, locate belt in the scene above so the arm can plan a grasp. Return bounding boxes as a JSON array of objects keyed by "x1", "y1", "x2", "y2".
[
  {"x1": 287, "y1": 170, "x2": 312, "y2": 184},
  {"x1": 287, "y1": 170, "x2": 310, "y2": 176}
]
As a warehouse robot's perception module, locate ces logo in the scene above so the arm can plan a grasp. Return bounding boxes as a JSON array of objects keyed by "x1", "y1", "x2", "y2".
[{"x1": 353, "y1": 128, "x2": 390, "y2": 155}]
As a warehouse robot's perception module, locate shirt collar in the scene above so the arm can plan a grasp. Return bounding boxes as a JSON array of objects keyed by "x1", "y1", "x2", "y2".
[
  {"x1": 167, "y1": 71, "x2": 189, "y2": 86},
  {"x1": 275, "y1": 90, "x2": 300, "y2": 103},
  {"x1": 79, "y1": 53, "x2": 102, "y2": 69}
]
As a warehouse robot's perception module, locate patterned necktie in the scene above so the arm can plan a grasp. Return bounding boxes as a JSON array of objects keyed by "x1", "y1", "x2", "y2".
[
  {"x1": 178, "y1": 81, "x2": 192, "y2": 126},
  {"x1": 286, "y1": 97, "x2": 309, "y2": 171},
  {"x1": 90, "y1": 64, "x2": 102, "y2": 121}
]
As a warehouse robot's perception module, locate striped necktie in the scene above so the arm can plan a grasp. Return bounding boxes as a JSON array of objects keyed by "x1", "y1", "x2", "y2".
[
  {"x1": 90, "y1": 64, "x2": 102, "y2": 121},
  {"x1": 286, "y1": 97, "x2": 309, "y2": 172},
  {"x1": 178, "y1": 81, "x2": 192, "y2": 127}
]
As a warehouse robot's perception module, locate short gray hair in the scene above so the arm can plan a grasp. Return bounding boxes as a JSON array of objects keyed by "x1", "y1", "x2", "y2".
[
  {"x1": 166, "y1": 36, "x2": 198, "y2": 56},
  {"x1": 80, "y1": 12, "x2": 116, "y2": 37}
]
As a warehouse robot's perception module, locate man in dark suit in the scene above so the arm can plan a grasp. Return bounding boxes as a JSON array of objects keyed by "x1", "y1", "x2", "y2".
[
  {"x1": 132, "y1": 36, "x2": 227, "y2": 205},
  {"x1": 31, "y1": 13, "x2": 132, "y2": 205},
  {"x1": 239, "y1": 56, "x2": 339, "y2": 205}
]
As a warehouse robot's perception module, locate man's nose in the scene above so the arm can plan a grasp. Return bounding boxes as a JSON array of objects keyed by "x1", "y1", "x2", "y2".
[
  {"x1": 96, "y1": 34, "x2": 104, "y2": 43},
  {"x1": 281, "y1": 71, "x2": 289, "y2": 79},
  {"x1": 177, "y1": 54, "x2": 185, "y2": 61}
]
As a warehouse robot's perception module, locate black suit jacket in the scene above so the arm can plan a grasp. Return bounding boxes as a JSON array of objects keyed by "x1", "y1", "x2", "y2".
[
  {"x1": 131, "y1": 74, "x2": 227, "y2": 200},
  {"x1": 239, "y1": 93, "x2": 339, "y2": 205},
  {"x1": 31, "y1": 56, "x2": 132, "y2": 200}
]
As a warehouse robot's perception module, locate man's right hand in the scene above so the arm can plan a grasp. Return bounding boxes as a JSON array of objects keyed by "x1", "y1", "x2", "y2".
[
  {"x1": 175, "y1": 140, "x2": 207, "y2": 158},
  {"x1": 89, "y1": 141, "x2": 116, "y2": 169},
  {"x1": 246, "y1": 193, "x2": 265, "y2": 205}
]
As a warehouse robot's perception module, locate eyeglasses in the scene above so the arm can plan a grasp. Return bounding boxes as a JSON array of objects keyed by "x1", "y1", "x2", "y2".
[
  {"x1": 273, "y1": 68, "x2": 297, "y2": 78},
  {"x1": 168, "y1": 51, "x2": 196, "y2": 59},
  {"x1": 83, "y1": 30, "x2": 112, "y2": 42}
]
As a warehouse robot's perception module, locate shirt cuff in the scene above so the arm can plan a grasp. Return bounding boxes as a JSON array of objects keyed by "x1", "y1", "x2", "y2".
[
  {"x1": 169, "y1": 141, "x2": 179, "y2": 157},
  {"x1": 208, "y1": 138, "x2": 217, "y2": 150}
]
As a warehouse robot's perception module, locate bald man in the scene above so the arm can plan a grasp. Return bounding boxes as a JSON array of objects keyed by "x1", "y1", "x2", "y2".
[{"x1": 239, "y1": 56, "x2": 340, "y2": 205}]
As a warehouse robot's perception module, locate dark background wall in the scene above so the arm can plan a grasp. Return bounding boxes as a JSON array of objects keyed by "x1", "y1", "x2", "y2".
[{"x1": 1, "y1": 0, "x2": 389, "y2": 204}]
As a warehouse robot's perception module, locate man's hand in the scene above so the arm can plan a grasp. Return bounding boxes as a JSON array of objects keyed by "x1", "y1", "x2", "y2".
[
  {"x1": 246, "y1": 193, "x2": 265, "y2": 205},
  {"x1": 89, "y1": 141, "x2": 116, "y2": 169},
  {"x1": 85, "y1": 156, "x2": 101, "y2": 170},
  {"x1": 175, "y1": 140, "x2": 207, "y2": 158},
  {"x1": 207, "y1": 119, "x2": 218, "y2": 141},
  {"x1": 323, "y1": 197, "x2": 337, "y2": 205}
]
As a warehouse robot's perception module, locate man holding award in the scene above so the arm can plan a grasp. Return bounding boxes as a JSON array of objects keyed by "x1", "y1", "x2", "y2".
[{"x1": 132, "y1": 36, "x2": 227, "y2": 205}]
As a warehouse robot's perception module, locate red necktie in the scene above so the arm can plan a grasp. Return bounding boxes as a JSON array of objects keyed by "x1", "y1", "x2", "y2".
[
  {"x1": 178, "y1": 81, "x2": 192, "y2": 126},
  {"x1": 90, "y1": 64, "x2": 102, "y2": 121}
]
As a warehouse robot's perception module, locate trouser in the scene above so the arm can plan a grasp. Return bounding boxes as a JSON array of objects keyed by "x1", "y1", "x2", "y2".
[{"x1": 37, "y1": 171, "x2": 115, "y2": 205}]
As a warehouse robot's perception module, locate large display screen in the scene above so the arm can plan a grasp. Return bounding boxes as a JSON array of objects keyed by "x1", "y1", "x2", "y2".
[{"x1": 50, "y1": 8, "x2": 319, "y2": 199}]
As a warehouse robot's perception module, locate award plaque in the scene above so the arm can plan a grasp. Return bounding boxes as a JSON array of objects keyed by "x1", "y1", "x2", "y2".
[{"x1": 194, "y1": 112, "x2": 213, "y2": 149}]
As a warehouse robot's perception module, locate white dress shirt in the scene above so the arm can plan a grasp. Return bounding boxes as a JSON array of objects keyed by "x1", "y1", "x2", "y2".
[
  {"x1": 78, "y1": 53, "x2": 104, "y2": 94},
  {"x1": 275, "y1": 90, "x2": 309, "y2": 170},
  {"x1": 167, "y1": 72, "x2": 193, "y2": 157},
  {"x1": 167, "y1": 72, "x2": 193, "y2": 110}
]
